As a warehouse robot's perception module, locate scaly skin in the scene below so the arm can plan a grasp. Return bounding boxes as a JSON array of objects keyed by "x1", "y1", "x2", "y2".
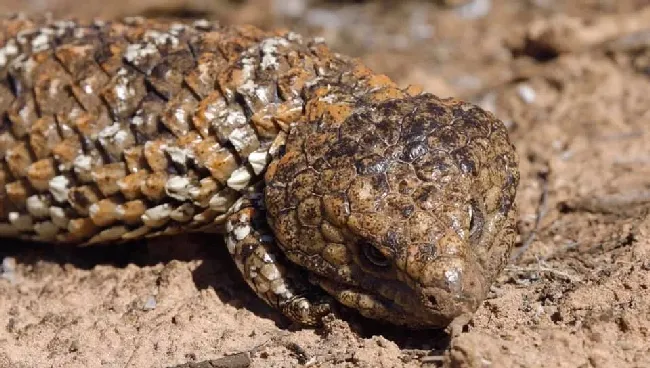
[{"x1": 0, "y1": 14, "x2": 519, "y2": 328}]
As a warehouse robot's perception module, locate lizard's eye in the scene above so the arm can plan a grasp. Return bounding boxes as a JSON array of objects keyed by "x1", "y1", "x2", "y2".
[{"x1": 361, "y1": 242, "x2": 390, "y2": 268}]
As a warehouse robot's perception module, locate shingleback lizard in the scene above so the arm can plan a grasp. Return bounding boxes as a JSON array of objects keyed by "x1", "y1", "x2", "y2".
[{"x1": 0, "y1": 14, "x2": 519, "y2": 329}]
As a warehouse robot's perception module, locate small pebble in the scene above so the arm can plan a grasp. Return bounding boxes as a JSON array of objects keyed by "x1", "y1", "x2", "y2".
[
  {"x1": 1, "y1": 257, "x2": 16, "y2": 283},
  {"x1": 453, "y1": 75, "x2": 482, "y2": 91},
  {"x1": 455, "y1": 0, "x2": 492, "y2": 20},
  {"x1": 476, "y1": 92, "x2": 497, "y2": 113},
  {"x1": 517, "y1": 84, "x2": 537, "y2": 104},
  {"x1": 2, "y1": 256, "x2": 16, "y2": 273},
  {"x1": 409, "y1": 9, "x2": 435, "y2": 40},
  {"x1": 305, "y1": 9, "x2": 344, "y2": 29},
  {"x1": 272, "y1": 0, "x2": 306, "y2": 18},
  {"x1": 143, "y1": 295, "x2": 157, "y2": 310}
]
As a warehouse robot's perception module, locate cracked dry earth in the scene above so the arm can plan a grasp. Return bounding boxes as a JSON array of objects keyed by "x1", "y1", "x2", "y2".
[{"x1": 1, "y1": 1, "x2": 650, "y2": 368}]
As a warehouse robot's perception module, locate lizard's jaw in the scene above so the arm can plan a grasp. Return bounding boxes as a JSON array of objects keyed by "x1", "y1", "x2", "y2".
[{"x1": 311, "y1": 273, "x2": 478, "y2": 329}]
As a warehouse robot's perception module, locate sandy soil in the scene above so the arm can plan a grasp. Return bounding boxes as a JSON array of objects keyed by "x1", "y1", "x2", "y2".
[{"x1": 1, "y1": 1, "x2": 650, "y2": 367}]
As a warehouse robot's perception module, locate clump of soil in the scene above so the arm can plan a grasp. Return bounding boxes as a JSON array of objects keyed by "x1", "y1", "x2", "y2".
[{"x1": 1, "y1": 1, "x2": 649, "y2": 367}]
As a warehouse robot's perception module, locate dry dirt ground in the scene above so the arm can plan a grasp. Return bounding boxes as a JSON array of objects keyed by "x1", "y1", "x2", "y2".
[{"x1": 1, "y1": 1, "x2": 650, "y2": 367}]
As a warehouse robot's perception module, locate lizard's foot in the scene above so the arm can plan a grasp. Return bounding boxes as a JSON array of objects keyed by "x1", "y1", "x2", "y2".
[
  {"x1": 277, "y1": 293, "x2": 332, "y2": 327},
  {"x1": 225, "y1": 194, "x2": 332, "y2": 326}
]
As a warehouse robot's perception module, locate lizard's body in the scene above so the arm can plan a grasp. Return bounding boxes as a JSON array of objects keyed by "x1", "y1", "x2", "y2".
[{"x1": 0, "y1": 14, "x2": 519, "y2": 328}]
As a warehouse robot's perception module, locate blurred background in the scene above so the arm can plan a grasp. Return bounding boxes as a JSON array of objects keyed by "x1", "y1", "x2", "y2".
[{"x1": 1, "y1": 0, "x2": 647, "y2": 102}]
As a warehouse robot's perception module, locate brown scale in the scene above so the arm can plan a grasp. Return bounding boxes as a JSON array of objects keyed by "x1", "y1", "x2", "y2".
[
  {"x1": 25, "y1": 157, "x2": 55, "y2": 191},
  {"x1": 0, "y1": 14, "x2": 519, "y2": 329}
]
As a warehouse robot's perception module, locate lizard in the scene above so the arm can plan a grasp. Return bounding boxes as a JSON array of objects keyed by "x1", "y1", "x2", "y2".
[{"x1": 0, "y1": 13, "x2": 519, "y2": 329}]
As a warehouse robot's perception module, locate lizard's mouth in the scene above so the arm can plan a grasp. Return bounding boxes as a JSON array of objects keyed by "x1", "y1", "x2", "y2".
[{"x1": 310, "y1": 273, "x2": 474, "y2": 329}]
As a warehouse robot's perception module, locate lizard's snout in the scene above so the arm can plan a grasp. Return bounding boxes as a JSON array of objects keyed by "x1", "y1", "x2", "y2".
[{"x1": 418, "y1": 257, "x2": 487, "y2": 322}]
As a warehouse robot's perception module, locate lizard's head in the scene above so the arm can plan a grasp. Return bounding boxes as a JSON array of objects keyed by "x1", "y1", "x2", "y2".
[{"x1": 264, "y1": 93, "x2": 519, "y2": 328}]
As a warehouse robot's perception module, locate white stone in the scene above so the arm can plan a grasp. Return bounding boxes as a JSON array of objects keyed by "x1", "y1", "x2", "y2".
[{"x1": 517, "y1": 83, "x2": 536, "y2": 104}]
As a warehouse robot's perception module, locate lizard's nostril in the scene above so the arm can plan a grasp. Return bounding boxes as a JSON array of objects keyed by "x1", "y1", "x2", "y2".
[{"x1": 427, "y1": 295, "x2": 438, "y2": 306}]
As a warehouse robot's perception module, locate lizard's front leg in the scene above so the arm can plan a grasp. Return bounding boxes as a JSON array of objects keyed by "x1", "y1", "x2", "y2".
[{"x1": 225, "y1": 191, "x2": 332, "y2": 326}]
